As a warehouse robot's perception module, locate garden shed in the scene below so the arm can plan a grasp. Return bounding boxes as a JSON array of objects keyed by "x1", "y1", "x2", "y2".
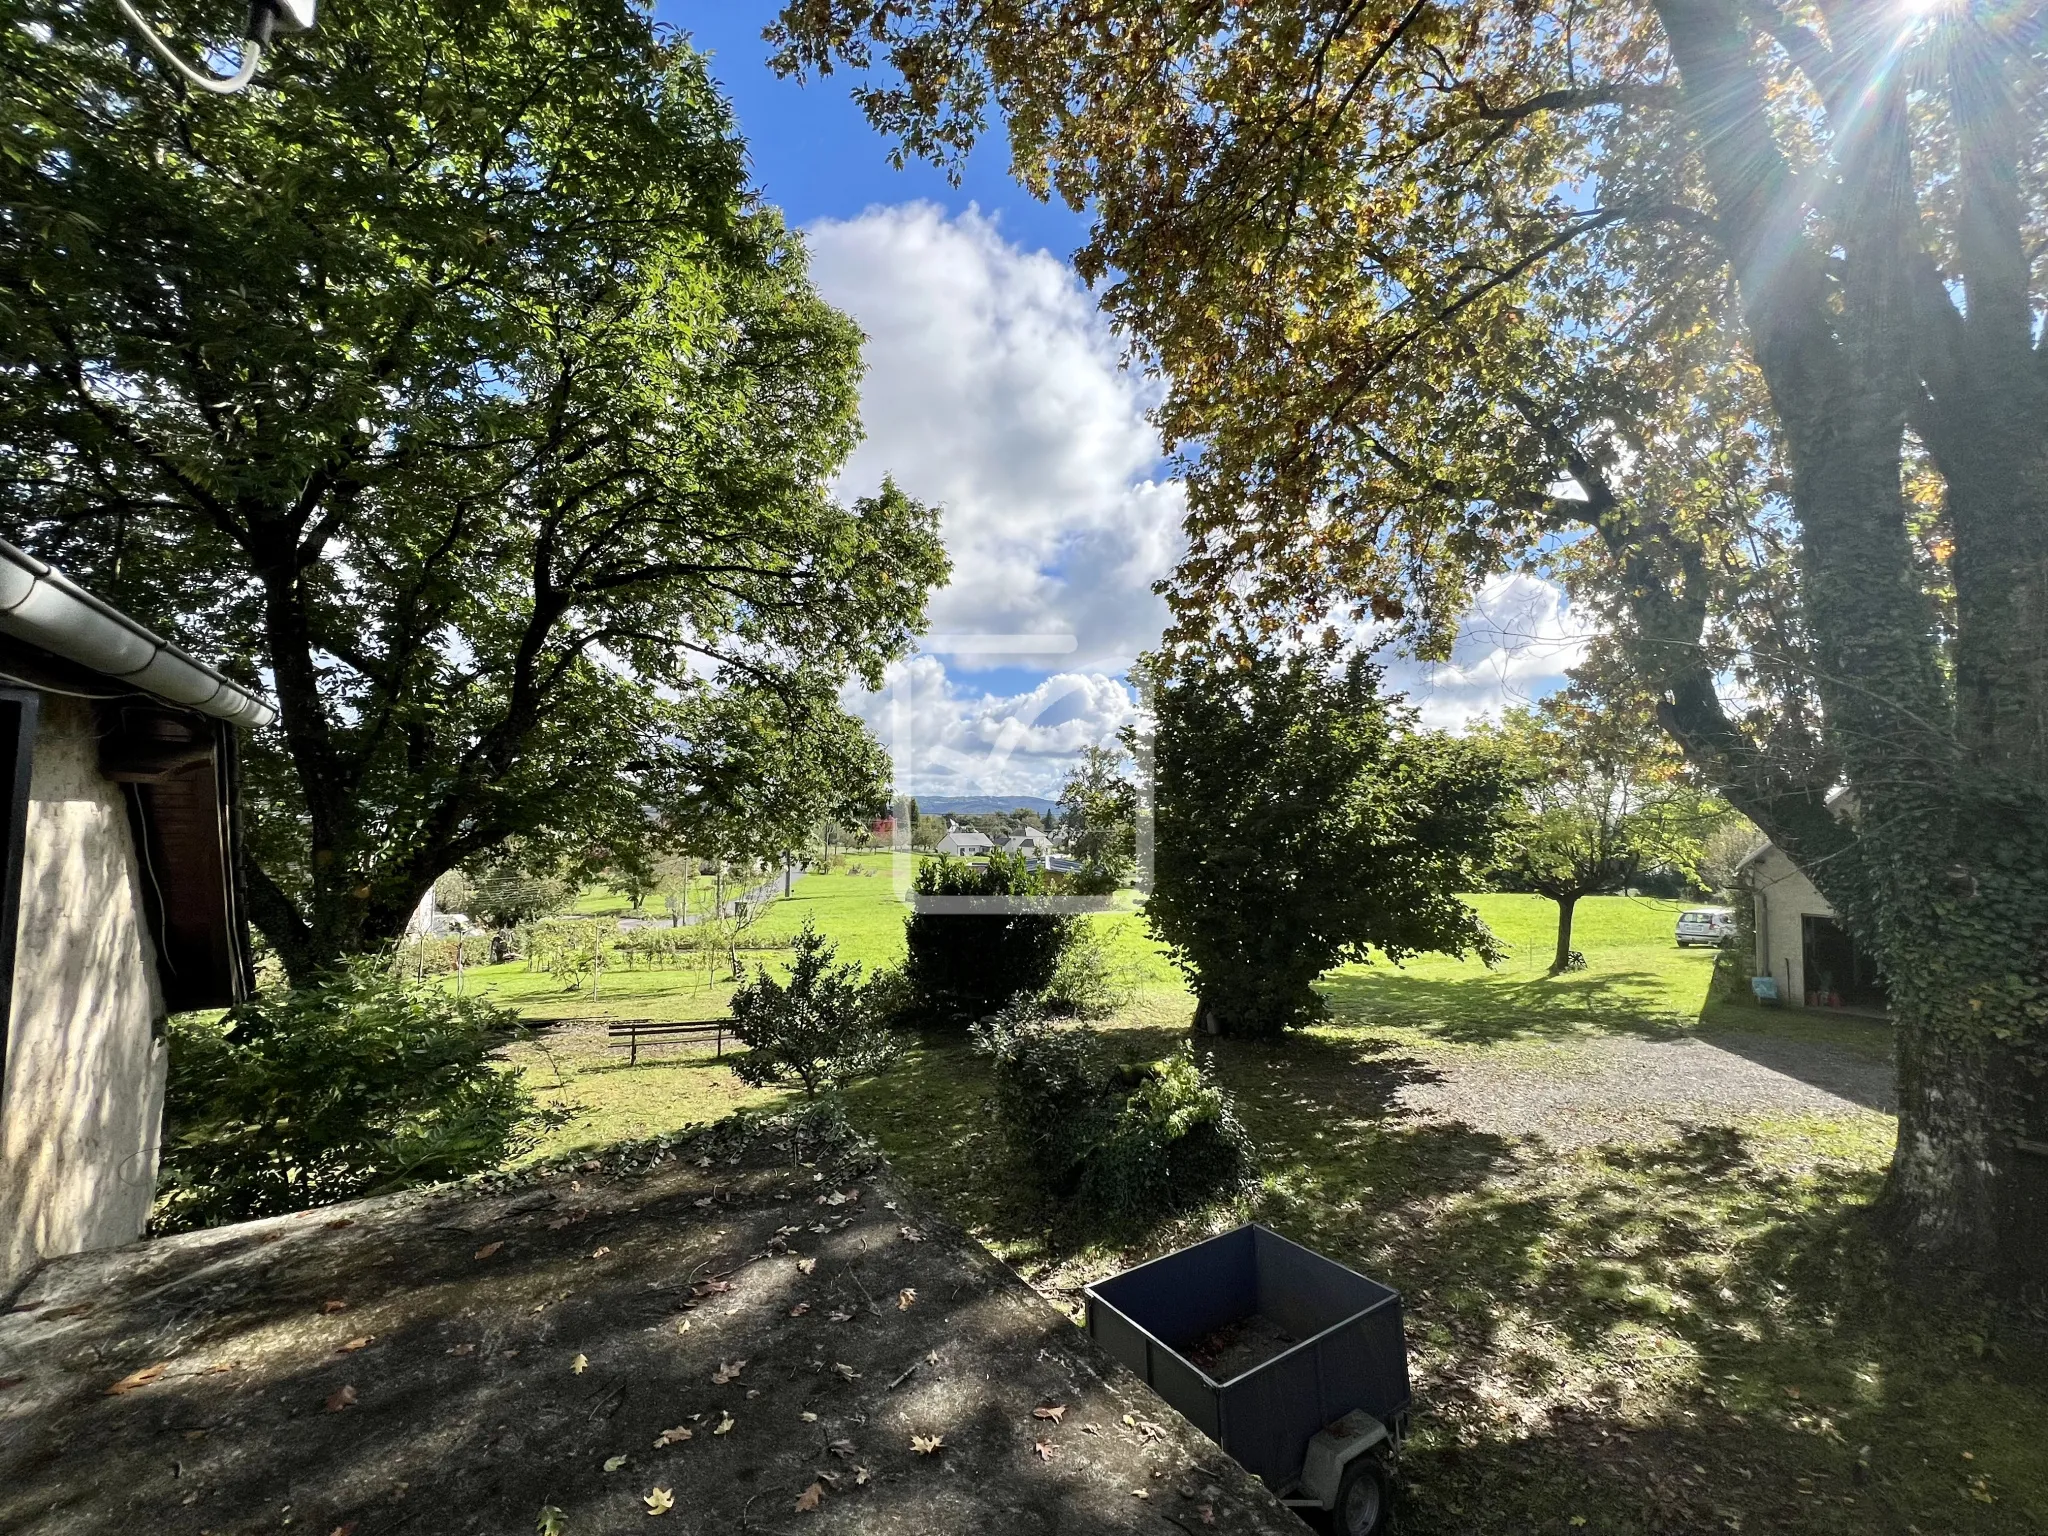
[
  {"x1": 0, "y1": 540, "x2": 272, "y2": 1292},
  {"x1": 1741, "y1": 842, "x2": 1886, "y2": 1013}
]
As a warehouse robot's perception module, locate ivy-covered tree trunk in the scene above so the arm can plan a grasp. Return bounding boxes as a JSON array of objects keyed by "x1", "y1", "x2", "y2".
[{"x1": 1656, "y1": 0, "x2": 2048, "y2": 1279}]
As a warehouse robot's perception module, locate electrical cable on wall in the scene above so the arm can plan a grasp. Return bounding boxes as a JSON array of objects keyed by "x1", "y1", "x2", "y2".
[{"x1": 105, "y1": 0, "x2": 314, "y2": 95}]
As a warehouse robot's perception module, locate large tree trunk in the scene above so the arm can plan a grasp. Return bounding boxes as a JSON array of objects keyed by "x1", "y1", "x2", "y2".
[{"x1": 1654, "y1": 0, "x2": 2048, "y2": 1282}]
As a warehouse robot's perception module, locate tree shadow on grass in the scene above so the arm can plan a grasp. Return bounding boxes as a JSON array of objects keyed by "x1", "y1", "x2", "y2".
[{"x1": 1319, "y1": 967, "x2": 1697, "y2": 1044}]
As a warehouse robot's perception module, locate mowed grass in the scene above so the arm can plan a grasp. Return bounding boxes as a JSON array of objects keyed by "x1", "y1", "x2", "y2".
[{"x1": 472, "y1": 876, "x2": 2047, "y2": 1533}]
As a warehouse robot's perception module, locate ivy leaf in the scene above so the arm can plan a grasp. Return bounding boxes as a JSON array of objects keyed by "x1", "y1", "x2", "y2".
[{"x1": 643, "y1": 1486, "x2": 674, "y2": 1516}]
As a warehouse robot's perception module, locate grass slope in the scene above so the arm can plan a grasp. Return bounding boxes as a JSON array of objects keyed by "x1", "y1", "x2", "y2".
[{"x1": 476, "y1": 876, "x2": 2046, "y2": 1534}]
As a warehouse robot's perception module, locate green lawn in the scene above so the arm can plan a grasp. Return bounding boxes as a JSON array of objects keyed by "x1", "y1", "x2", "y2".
[{"x1": 474, "y1": 875, "x2": 2044, "y2": 1534}]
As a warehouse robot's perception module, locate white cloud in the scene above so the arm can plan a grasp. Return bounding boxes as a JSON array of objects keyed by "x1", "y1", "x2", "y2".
[
  {"x1": 805, "y1": 204, "x2": 1180, "y2": 672},
  {"x1": 846, "y1": 656, "x2": 1138, "y2": 798},
  {"x1": 1394, "y1": 573, "x2": 1591, "y2": 731}
]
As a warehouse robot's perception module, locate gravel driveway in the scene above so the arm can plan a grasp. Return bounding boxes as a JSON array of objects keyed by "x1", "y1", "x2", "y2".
[{"x1": 1397, "y1": 1029, "x2": 1895, "y2": 1148}]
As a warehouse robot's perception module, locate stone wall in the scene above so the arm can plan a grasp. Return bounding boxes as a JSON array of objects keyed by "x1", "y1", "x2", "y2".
[{"x1": 0, "y1": 695, "x2": 167, "y2": 1292}]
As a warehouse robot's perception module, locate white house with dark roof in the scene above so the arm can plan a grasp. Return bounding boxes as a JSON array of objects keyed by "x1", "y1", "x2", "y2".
[{"x1": 935, "y1": 826, "x2": 993, "y2": 858}]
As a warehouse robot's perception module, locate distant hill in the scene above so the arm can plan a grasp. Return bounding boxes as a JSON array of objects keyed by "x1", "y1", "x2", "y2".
[{"x1": 907, "y1": 794, "x2": 1059, "y2": 817}]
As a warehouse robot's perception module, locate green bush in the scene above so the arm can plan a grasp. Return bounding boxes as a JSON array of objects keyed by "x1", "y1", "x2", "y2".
[
  {"x1": 1039, "y1": 925, "x2": 1132, "y2": 1019},
  {"x1": 900, "y1": 853, "x2": 1076, "y2": 1028},
  {"x1": 974, "y1": 1004, "x2": 1255, "y2": 1227},
  {"x1": 156, "y1": 961, "x2": 533, "y2": 1232},
  {"x1": 729, "y1": 922, "x2": 903, "y2": 1097}
]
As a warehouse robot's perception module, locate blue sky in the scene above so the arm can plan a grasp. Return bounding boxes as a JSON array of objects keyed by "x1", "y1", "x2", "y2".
[{"x1": 662, "y1": 4, "x2": 1585, "y2": 798}]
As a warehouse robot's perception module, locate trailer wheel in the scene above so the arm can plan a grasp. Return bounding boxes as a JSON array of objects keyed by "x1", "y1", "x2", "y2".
[{"x1": 1333, "y1": 1454, "x2": 1390, "y2": 1536}]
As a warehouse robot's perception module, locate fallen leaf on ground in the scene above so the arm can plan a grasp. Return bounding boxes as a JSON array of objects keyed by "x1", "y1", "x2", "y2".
[
  {"x1": 713, "y1": 1413, "x2": 735, "y2": 1435},
  {"x1": 897, "y1": 1288, "x2": 917, "y2": 1311},
  {"x1": 693, "y1": 1279, "x2": 732, "y2": 1296},
  {"x1": 104, "y1": 1363, "x2": 167, "y2": 1396},
  {"x1": 1198, "y1": 1505, "x2": 1215, "y2": 1525},
  {"x1": 589, "y1": 1247, "x2": 611, "y2": 1259},
  {"x1": 1032, "y1": 1405, "x2": 1066, "y2": 1423},
  {"x1": 604, "y1": 1454, "x2": 629, "y2": 1472},
  {"x1": 799, "y1": 1411, "x2": 819, "y2": 1423},
  {"x1": 653, "y1": 1426, "x2": 692, "y2": 1447},
  {"x1": 712, "y1": 1359, "x2": 746, "y2": 1384},
  {"x1": 474, "y1": 1242, "x2": 503, "y2": 1260},
  {"x1": 336, "y1": 1337, "x2": 373, "y2": 1353},
  {"x1": 321, "y1": 1299, "x2": 350, "y2": 1314},
  {"x1": 536, "y1": 1507, "x2": 566, "y2": 1536},
  {"x1": 329, "y1": 1523, "x2": 358, "y2": 1536},
  {"x1": 827, "y1": 1309, "x2": 854, "y2": 1323},
  {"x1": 643, "y1": 1486, "x2": 674, "y2": 1516},
  {"x1": 900, "y1": 1226, "x2": 925, "y2": 1243},
  {"x1": 910, "y1": 1434, "x2": 944, "y2": 1455},
  {"x1": 833, "y1": 1362, "x2": 860, "y2": 1381},
  {"x1": 854, "y1": 1466, "x2": 871, "y2": 1486},
  {"x1": 828, "y1": 1439, "x2": 856, "y2": 1459},
  {"x1": 1034, "y1": 1440, "x2": 1055, "y2": 1462},
  {"x1": 694, "y1": 1198, "x2": 713, "y2": 1209},
  {"x1": 447, "y1": 1343, "x2": 476, "y2": 1356},
  {"x1": 794, "y1": 1483, "x2": 824, "y2": 1513},
  {"x1": 571, "y1": 1354, "x2": 589, "y2": 1374},
  {"x1": 789, "y1": 1302, "x2": 811, "y2": 1317},
  {"x1": 325, "y1": 1384, "x2": 357, "y2": 1412},
  {"x1": 795, "y1": 1257, "x2": 817, "y2": 1275}
]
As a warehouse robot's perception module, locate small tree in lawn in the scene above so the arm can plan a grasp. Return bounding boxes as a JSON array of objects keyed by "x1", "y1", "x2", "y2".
[
  {"x1": 1144, "y1": 644, "x2": 1513, "y2": 1038},
  {"x1": 729, "y1": 922, "x2": 901, "y2": 1098},
  {"x1": 1482, "y1": 699, "x2": 1727, "y2": 975}
]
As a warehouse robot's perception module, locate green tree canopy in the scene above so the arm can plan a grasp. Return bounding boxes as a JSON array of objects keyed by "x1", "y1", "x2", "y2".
[
  {"x1": 1144, "y1": 645, "x2": 1512, "y2": 1037},
  {"x1": 1, "y1": 0, "x2": 947, "y2": 979},
  {"x1": 1057, "y1": 743, "x2": 1137, "y2": 894},
  {"x1": 772, "y1": 0, "x2": 2048, "y2": 1279}
]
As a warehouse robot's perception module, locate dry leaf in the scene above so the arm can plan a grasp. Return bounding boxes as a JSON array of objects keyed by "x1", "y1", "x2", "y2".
[
  {"x1": 325, "y1": 1384, "x2": 357, "y2": 1412},
  {"x1": 897, "y1": 1288, "x2": 917, "y2": 1311},
  {"x1": 694, "y1": 1197, "x2": 713, "y2": 1209},
  {"x1": 789, "y1": 1302, "x2": 811, "y2": 1317},
  {"x1": 827, "y1": 1309, "x2": 854, "y2": 1324},
  {"x1": 653, "y1": 1426, "x2": 692, "y2": 1447},
  {"x1": 793, "y1": 1483, "x2": 824, "y2": 1514},
  {"x1": 854, "y1": 1466, "x2": 871, "y2": 1487},
  {"x1": 1033, "y1": 1405, "x2": 1067, "y2": 1423},
  {"x1": 447, "y1": 1342, "x2": 476, "y2": 1356},
  {"x1": 1199, "y1": 1504, "x2": 1215, "y2": 1526},
  {"x1": 643, "y1": 1486, "x2": 674, "y2": 1516},
  {"x1": 713, "y1": 1413, "x2": 735, "y2": 1435},
  {"x1": 693, "y1": 1279, "x2": 732, "y2": 1296},
  {"x1": 321, "y1": 1300, "x2": 350, "y2": 1314},
  {"x1": 799, "y1": 1411, "x2": 819, "y2": 1423},
  {"x1": 795, "y1": 1257, "x2": 817, "y2": 1275},
  {"x1": 828, "y1": 1439, "x2": 856, "y2": 1459},
  {"x1": 104, "y1": 1363, "x2": 167, "y2": 1396},
  {"x1": 1034, "y1": 1439, "x2": 1055, "y2": 1462},
  {"x1": 603, "y1": 1453, "x2": 629, "y2": 1472},
  {"x1": 910, "y1": 1434, "x2": 945, "y2": 1455},
  {"x1": 900, "y1": 1226, "x2": 925, "y2": 1243},
  {"x1": 329, "y1": 1524, "x2": 358, "y2": 1536},
  {"x1": 571, "y1": 1353, "x2": 589, "y2": 1374},
  {"x1": 325, "y1": 1218, "x2": 355, "y2": 1229},
  {"x1": 474, "y1": 1242, "x2": 503, "y2": 1260},
  {"x1": 832, "y1": 1362, "x2": 860, "y2": 1382},
  {"x1": 589, "y1": 1247, "x2": 611, "y2": 1260},
  {"x1": 536, "y1": 1506, "x2": 566, "y2": 1536},
  {"x1": 712, "y1": 1359, "x2": 746, "y2": 1384},
  {"x1": 336, "y1": 1337, "x2": 373, "y2": 1353}
]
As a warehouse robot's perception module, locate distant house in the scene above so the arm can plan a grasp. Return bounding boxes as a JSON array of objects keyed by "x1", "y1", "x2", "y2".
[
  {"x1": 935, "y1": 827, "x2": 993, "y2": 858},
  {"x1": 1741, "y1": 842, "x2": 1885, "y2": 1011},
  {"x1": 997, "y1": 828, "x2": 1053, "y2": 859},
  {"x1": 0, "y1": 541, "x2": 272, "y2": 1290}
]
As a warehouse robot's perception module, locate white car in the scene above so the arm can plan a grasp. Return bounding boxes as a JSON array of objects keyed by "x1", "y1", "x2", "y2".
[{"x1": 1675, "y1": 907, "x2": 1737, "y2": 948}]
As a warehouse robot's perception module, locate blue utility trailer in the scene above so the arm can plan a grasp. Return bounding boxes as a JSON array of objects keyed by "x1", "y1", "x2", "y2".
[{"x1": 1084, "y1": 1224, "x2": 1410, "y2": 1535}]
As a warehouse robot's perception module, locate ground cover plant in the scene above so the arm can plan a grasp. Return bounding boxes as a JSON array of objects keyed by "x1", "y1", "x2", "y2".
[{"x1": 157, "y1": 961, "x2": 533, "y2": 1232}]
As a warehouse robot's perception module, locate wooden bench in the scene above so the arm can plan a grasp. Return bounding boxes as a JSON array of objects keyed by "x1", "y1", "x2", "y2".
[{"x1": 607, "y1": 1019, "x2": 729, "y2": 1065}]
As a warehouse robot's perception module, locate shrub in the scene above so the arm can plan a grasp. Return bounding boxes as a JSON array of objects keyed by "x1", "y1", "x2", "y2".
[
  {"x1": 900, "y1": 853, "x2": 1075, "y2": 1028},
  {"x1": 974, "y1": 1004, "x2": 1255, "y2": 1227},
  {"x1": 156, "y1": 961, "x2": 532, "y2": 1232},
  {"x1": 729, "y1": 922, "x2": 903, "y2": 1097},
  {"x1": 1039, "y1": 925, "x2": 1132, "y2": 1020}
]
